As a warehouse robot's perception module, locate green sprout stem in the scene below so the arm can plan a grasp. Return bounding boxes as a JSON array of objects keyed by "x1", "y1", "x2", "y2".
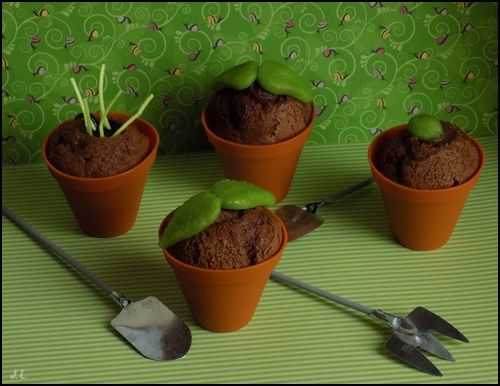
[
  {"x1": 83, "y1": 99, "x2": 96, "y2": 132},
  {"x1": 98, "y1": 63, "x2": 111, "y2": 137},
  {"x1": 104, "y1": 89, "x2": 123, "y2": 118},
  {"x1": 70, "y1": 78, "x2": 93, "y2": 135},
  {"x1": 112, "y1": 94, "x2": 154, "y2": 137}
]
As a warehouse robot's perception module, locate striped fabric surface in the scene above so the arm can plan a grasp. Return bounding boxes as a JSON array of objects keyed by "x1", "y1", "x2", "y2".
[{"x1": 2, "y1": 137, "x2": 498, "y2": 384}]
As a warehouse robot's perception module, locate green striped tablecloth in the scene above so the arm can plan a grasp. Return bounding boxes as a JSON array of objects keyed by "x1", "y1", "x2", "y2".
[{"x1": 2, "y1": 137, "x2": 498, "y2": 384}]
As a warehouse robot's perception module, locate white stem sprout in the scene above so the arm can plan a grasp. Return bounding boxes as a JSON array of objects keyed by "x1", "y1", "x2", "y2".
[
  {"x1": 112, "y1": 94, "x2": 154, "y2": 137},
  {"x1": 83, "y1": 99, "x2": 96, "y2": 132},
  {"x1": 98, "y1": 63, "x2": 111, "y2": 137},
  {"x1": 104, "y1": 90, "x2": 123, "y2": 118},
  {"x1": 70, "y1": 78, "x2": 93, "y2": 135}
]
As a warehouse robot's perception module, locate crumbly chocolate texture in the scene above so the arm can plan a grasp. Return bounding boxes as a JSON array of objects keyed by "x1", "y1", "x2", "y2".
[
  {"x1": 377, "y1": 122, "x2": 480, "y2": 189},
  {"x1": 168, "y1": 207, "x2": 283, "y2": 270},
  {"x1": 206, "y1": 82, "x2": 313, "y2": 145},
  {"x1": 47, "y1": 117, "x2": 149, "y2": 178}
]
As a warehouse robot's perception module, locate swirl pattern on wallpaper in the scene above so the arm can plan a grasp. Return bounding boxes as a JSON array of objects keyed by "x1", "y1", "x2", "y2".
[{"x1": 1, "y1": 2, "x2": 498, "y2": 164}]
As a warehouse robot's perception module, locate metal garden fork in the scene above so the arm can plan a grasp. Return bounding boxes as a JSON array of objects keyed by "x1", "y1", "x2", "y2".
[{"x1": 271, "y1": 271, "x2": 469, "y2": 376}]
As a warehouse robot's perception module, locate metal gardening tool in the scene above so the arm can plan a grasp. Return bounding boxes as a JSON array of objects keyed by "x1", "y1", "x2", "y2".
[
  {"x1": 2, "y1": 207, "x2": 191, "y2": 361},
  {"x1": 275, "y1": 177, "x2": 374, "y2": 241},
  {"x1": 271, "y1": 270, "x2": 469, "y2": 376}
]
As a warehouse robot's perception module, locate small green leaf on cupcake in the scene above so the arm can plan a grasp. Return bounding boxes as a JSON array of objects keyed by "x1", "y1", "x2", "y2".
[
  {"x1": 216, "y1": 60, "x2": 258, "y2": 90},
  {"x1": 215, "y1": 60, "x2": 313, "y2": 103},
  {"x1": 159, "y1": 192, "x2": 221, "y2": 249},
  {"x1": 211, "y1": 179, "x2": 276, "y2": 210},
  {"x1": 408, "y1": 114, "x2": 444, "y2": 141},
  {"x1": 160, "y1": 180, "x2": 276, "y2": 249},
  {"x1": 257, "y1": 60, "x2": 313, "y2": 103}
]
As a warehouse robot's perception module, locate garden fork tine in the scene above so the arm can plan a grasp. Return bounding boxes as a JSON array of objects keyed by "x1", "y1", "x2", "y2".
[
  {"x1": 386, "y1": 307, "x2": 457, "y2": 362},
  {"x1": 414, "y1": 330, "x2": 455, "y2": 361},
  {"x1": 407, "y1": 306, "x2": 470, "y2": 343},
  {"x1": 271, "y1": 271, "x2": 470, "y2": 376},
  {"x1": 386, "y1": 334, "x2": 442, "y2": 376}
]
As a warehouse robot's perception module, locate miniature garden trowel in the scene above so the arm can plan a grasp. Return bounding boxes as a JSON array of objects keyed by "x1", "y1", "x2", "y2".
[
  {"x1": 2, "y1": 207, "x2": 191, "y2": 361},
  {"x1": 275, "y1": 177, "x2": 374, "y2": 241},
  {"x1": 271, "y1": 270, "x2": 469, "y2": 376}
]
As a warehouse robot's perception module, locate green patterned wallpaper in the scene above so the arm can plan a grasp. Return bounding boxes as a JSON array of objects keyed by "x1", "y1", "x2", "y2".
[{"x1": 2, "y1": 2, "x2": 498, "y2": 164}]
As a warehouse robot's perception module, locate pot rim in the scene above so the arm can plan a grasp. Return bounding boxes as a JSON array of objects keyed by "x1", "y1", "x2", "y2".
[
  {"x1": 368, "y1": 124, "x2": 485, "y2": 195},
  {"x1": 201, "y1": 107, "x2": 315, "y2": 151},
  {"x1": 160, "y1": 210, "x2": 288, "y2": 275},
  {"x1": 42, "y1": 112, "x2": 159, "y2": 183}
]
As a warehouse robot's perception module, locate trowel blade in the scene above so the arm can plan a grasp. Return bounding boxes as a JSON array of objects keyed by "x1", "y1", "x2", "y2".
[
  {"x1": 275, "y1": 205, "x2": 324, "y2": 241},
  {"x1": 111, "y1": 296, "x2": 191, "y2": 361}
]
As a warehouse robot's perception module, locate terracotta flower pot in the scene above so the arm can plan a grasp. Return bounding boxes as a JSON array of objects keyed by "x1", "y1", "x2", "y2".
[
  {"x1": 201, "y1": 109, "x2": 314, "y2": 202},
  {"x1": 42, "y1": 112, "x2": 159, "y2": 237},
  {"x1": 159, "y1": 213, "x2": 288, "y2": 333},
  {"x1": 368, "y1": 124, "x2": 485, "y2": 251}
]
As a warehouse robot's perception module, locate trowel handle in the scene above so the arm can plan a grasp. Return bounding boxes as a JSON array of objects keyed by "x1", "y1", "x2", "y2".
[
  {"x1": 304, "y1": 177, "x2": 374, "y2": 214},
  {"x1": 2, "y1": 207, "x2": 130, "y2": 309},
  {"x1": 271, "y1": 270, "x2": 374, "y2": 316}
]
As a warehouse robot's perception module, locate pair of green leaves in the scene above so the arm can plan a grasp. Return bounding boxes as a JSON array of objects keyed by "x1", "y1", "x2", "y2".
[
  {"x1": 159, "y1": 179, "x2": 276, "y2": 249},
  {"x1": 217, "y1": 60, "x2": 313, "y2": 104}
]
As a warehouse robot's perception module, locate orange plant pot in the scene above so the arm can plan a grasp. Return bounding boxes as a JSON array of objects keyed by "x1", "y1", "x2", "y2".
[
  {"x1": 159, "y1": 214, "x2": 288, "y2": 333},
  {"x1": 368, "y1": 125, "x2": 485, "y2": 251},
  {"x1": 42, "y1": 112, "x2": 159, "y2": 237},
  {"x1": 201, "y1": 109, "x2": 314, "y2": 202}
]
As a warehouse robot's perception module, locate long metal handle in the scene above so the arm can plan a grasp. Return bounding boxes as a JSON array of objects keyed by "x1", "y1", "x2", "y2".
[
  {"x1": 271, "y1": 270, "x2": 374, "y2": 316},
  {"x1": 304, "y1": 177, "x2": 374, "y2": 213},
  {"x1": 2, "y1": 207, "x2": 130, "y2": 308}
]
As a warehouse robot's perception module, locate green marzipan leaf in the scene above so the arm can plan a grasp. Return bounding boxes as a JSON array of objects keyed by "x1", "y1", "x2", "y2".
[
  {"x1": 257, "y1": 60, "x2": 313, "y2": 103},
  {"x1": 159, "y1": 192, "x2": 221, "y2": 249},
  {"x1": 211, "y1": 179, "x2": 276, "y2": 210},
  {"x1": 217, "y1": 60, "x2": 258, "y2": 90},
  {"x1": 408, "y1": 114, "x2": 444, "y2": 141}
]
